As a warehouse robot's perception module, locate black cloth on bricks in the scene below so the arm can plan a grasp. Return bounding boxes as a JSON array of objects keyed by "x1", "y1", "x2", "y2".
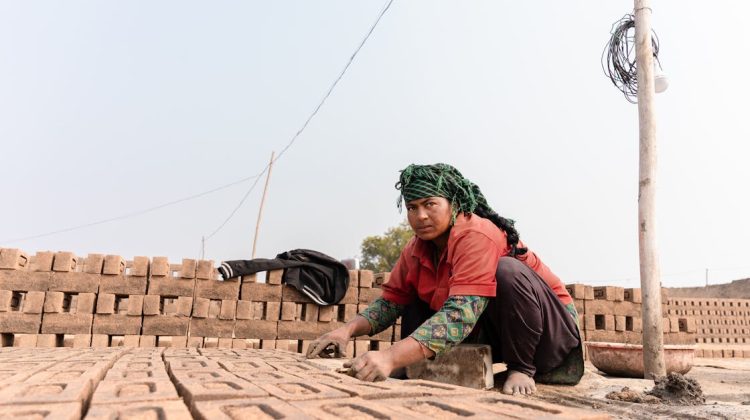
[{"x1": 218, "y1": 249, "x2": 350, "y2": 305}]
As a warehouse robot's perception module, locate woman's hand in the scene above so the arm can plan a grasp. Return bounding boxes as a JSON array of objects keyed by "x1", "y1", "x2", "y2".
[
  {"x1": 344, "y1": 350, "x2": 394, "y2": 382},
  {"x1": 305, "y1": 327, "x2": 351, "y2": 359}
]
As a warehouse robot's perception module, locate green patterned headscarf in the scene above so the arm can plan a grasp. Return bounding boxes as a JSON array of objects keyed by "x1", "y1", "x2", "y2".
[
  {"x1": 395, "y1": 163, "x2": 527, "y2": 256},
  {"x1": 395, "y1": 163, "x2": 490, "y2": 215}
]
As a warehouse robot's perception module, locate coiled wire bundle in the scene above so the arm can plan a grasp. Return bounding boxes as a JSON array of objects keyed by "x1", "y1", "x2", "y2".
[{"x1": 602, "y1": 14, "x2": 662, "y2": 103}]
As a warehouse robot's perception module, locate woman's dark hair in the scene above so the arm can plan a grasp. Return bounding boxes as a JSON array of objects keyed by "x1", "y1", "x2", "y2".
[
  {"x1": 469, "y1": 184, "x2": 527, "y2": 256},
  {"x1": 472, "y1": 206, "x2": 527, "y2": 256}
]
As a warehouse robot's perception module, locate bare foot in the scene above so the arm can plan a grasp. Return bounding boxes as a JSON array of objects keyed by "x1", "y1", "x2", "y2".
[{"x1": 502, "y1": 370, "x2": 536, "y2": 395}]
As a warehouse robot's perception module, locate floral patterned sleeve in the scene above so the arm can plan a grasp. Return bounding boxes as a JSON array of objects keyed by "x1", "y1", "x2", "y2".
[
  {"x1": 358, "y1": 297, "x2": 405, "y2": 335},
  {"x1": 410, "y1": 295, "x2": 489, "y2": 356}
]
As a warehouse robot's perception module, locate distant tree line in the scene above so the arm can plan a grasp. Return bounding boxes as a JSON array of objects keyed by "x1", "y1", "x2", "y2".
[{"x1": 359, "y1": 221, "x2": 413, "y2": 272}]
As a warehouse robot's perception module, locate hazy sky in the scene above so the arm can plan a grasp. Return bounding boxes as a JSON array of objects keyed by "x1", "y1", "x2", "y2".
[{"x1": 1, "y1": 1, "x2": 748, "y2": 288}]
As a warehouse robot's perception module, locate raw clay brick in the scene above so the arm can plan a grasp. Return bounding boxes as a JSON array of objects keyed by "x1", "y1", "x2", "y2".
[
  {"x1": 0, "y1": 378, "x2": 92, "y2": 405},
  {"x1": 0, "y1": 248, "x2": 29, "y2": 270},
  {"x1": 193, "y1": 398, "x2": 307, "y2": 420},
  {"x1": 48, "y1": 272, "x2": 100, "y2": 293},
  {"x1": 96, "y1": 293, "x2": 116, "y2": 314},
  {"x1": 255, "y1": 380, "x2": 349, "y2": 401},
  {"x1": 93, "y1": 314, "x2": 142, "y2": 335},
  {"x1": 90, "y1": 380, "x2": 180, "y2": 405},
  {"x1": 374, "y1": 272, "x2": 390, "y2": 286},
  {"x1": 11, "y1": 291, "x2": 45, "y2": 315},
  {"x1": 234, "y1": 320, "x2": 278, "y2": 339},
  {"x1": 189, "y1": 318, "x2": 234, "y2": 338},
  {"x1": 195, "y1": 260, "x2": 215, "y2": 280},
  {"x1": 338, "y1": 287, "x2": 358, "y2": 304},
  {"x1": 178, "y1": 259, "x2": 197, "y2": 278},
  {"x1": 103, "y1": 255, "x2": 125, "y2": 275},
  {"x1": 142, "y1": 317, "x2": 189, "y2": 336},
  {"x1": 219, "y1": 299, "x2": 236, "y2": 320},
  {"x1": 142, "y1": 295, "x2": 160, "y2": 316},
  {"x1": 30, "y1": 251, "x2": 55, "y2": 272},
  {"x1": 358, "y1": 270, "x2": 374, "y2": 288},
  {"x1": 86, "y1": 400, "x2": 192, "y2": 420},
  {"x1": 147, "y1": 275, "x2": 195, "y2": 297},
  {"x1": 406, "y1": 344, "x2": 493, "y2": 389},
  {"x1": 192, "y1": 297, "x2": 210, "y2": 318},
  {"x1": 625, "y1": 288, "x2": 643, "y2": 303},
  {"x1": 52, "y1": 252, "x2": 78, "y2": 272},
  {"x1": 0, "y1": 270, "x2": 51, "y2": 292},
  {"x1": 267, "y1": 269, "x2": 283, "y2": 285},
  {"x1": 194, "y1": 277, "x2": 239, "y2": 300},
  {"x1": 0, "y1": 403, "x2": 82, "y2": 420},
  {"x1": 99, "y1": 275, "x2": 148, "y2": 295},
  {"x1": 291, "y1": 398, "x2": 405, "y2": 418},
  {"x1": 318, "y1": 305, "x2": 335, "y2": 322},
  {"x1": 172, "y1": 374, "x2": 268, "y2": 405},
  {"x1": 41, "y1": 313, "x2": 93, "y2": 334},
  {"x1": 241, "y1": 283, "x2": 282, "y2": 301},
  {"x1": 150, "y1": 257, "x2": 170, "y2": 276},
  {"x1": 44, "y1": 291, "x2": 65, "y2": 313},
  {"x1": 236, "y1": 300, "x2": 253, "y2": 320},
  {"x1": 130, "y1": 256, "x2": 150, "y2": 277},
  {"x1": 565, "y1": 283, "x2": 586, "y2": 299}
]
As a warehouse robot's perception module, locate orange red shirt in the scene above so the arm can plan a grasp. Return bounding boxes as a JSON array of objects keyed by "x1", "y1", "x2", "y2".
[{"x1": 381, "y1": 213, "x2": 573, "y2": 311}]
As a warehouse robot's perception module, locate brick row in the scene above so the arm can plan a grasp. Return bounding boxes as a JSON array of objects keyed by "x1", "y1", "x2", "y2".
[{"x1": 4, "y1": 247, "x2": 746, "y2": 356}]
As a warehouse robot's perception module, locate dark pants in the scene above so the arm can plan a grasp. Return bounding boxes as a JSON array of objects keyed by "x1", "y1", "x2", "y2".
[{"x1": 401, "y1": 257, "x2": 582, "y2": 380}]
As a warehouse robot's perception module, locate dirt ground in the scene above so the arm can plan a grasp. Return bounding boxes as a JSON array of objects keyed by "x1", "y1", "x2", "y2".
[{"x1": 523, "y1": 358, "x2": 750, "y2": 419}]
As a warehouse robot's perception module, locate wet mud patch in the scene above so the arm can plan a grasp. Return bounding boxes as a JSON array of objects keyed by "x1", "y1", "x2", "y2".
[
  {"x1": 605, "y1": 373, "x2": 705, "y2": 406},
  {"x1": 605, "y1": 387, "x2": 660, "y2": 404},
  {"x1": 647, "y1": 372, "x2": 705, "y2": 405}
]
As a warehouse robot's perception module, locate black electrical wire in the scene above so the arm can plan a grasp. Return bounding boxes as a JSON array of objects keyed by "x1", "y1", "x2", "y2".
[
  {"x1": 204, "y1": 0, "x2": 395, "y2": 242},
  {"x1": 2, "y1": 0, "x2": 395, "y2": 247},
  {"x1": 0, "y1": 173, "x2": 261, "y2": 244},
  {"x1": 602, "y1": 14, "x2": 661, "y2": 103}
]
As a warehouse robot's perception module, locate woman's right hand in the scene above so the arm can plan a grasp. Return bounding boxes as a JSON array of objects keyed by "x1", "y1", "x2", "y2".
[{"x1": 305, "y1": 327, "x2": 351, "y2": 359}]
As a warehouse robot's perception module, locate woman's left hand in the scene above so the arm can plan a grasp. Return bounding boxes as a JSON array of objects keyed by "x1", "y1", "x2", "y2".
[{"x1": 344, "y1": 350, "x2": 394, "y2": 382}]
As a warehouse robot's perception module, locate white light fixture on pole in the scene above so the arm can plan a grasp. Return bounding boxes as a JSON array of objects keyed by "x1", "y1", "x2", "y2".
[{"x1": 654, "y1": 61, "x2": 669, "y2": 93}]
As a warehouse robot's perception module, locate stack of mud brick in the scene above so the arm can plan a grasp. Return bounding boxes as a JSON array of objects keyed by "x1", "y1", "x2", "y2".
[
  {"x1": 0, "y1": 249, "x2": 101, "y2": 347},
  {"x1": 237, "y1": 268, "x2": 396, "y2": 356},
  {"x1": 12, "y1": 245, "x2": 744, "y2": 358},
  {"x1": 565, "y1": 284, "x2": 697, "y2": 358},
  {"x1": 665, "y1": 298, "x2": 750, "y2": 358},
  {"x1": 0, "y1": 247, "x2": 403, "y2": 353}
]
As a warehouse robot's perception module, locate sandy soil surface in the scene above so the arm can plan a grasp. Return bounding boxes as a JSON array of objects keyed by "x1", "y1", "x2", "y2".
[{"x1": 524, "y1": 358, "x2": 750, "y2": 419}]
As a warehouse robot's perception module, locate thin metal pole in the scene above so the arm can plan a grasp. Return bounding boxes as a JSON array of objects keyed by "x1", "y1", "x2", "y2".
[
  {"x1": 634, "y1": 0, "x2": 666, "y2": 379},
  {"x1": 252, "y1": 151, "x2": 275, "y2": 259},
  {"x1": 201, "y1": 236, "x2": 205, "y2": 260},
  {"x1": 705, "y1": 268, "x2": 709, "y2": 287}
]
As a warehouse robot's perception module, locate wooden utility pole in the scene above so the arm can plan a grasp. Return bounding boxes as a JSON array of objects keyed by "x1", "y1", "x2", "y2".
[
  {"x1": 634, "y1": 0, "x2": 666, "y2": 379},
  {"x1": 251, "y1": 152, "x2": 275, "y2": 259}
]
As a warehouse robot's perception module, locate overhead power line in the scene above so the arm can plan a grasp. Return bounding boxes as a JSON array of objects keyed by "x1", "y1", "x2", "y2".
[
  {"x1": 1, "y1": 0, "x2": 395, "y2": 246},
  {"x1": 0, "y1": 174, "x2": 262, "y2": 244},
  {"x1": 203, "y1": 0, "x2": 395, "y2": 242}
]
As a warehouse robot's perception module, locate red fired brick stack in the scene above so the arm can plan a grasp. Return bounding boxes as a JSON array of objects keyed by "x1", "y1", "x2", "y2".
[{"x1": 1, "y1": 247, "x2": 747, "y2": 359}]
